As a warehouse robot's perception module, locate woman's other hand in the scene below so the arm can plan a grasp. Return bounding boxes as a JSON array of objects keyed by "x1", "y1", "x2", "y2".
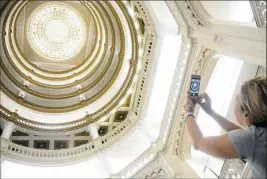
[{"x1": 197, "y1": 93, "x2": 214, "y2": 115}]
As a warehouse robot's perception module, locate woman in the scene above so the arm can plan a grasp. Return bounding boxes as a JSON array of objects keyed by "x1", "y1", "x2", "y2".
[{"x1": 185, "y1": 77, "x2": 266, "y2": 179}]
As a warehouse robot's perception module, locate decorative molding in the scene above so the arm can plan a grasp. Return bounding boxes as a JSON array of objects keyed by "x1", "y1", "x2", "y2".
[
  {"x1": 142, "y1": 167, "x2": 166, "y2": 179},
  {"x1": 250, "y1": 0, "x2": 266, "y2": 28},
  {"x1": 132, "y1": 153, "x2": 174, "y2": 179},
  {"x1": 173, "y1": 1, "x2": 213, "y2": 31},
  {"x1": 174, "y1": 46, "x2": 213, "y2": 159},
  {"x1": 189, "y1": 1, "x2": 214, "y2": 26}
]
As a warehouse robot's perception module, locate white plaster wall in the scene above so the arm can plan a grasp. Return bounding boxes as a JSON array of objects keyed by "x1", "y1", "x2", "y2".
[
  {"x1": 1, "y1": 156, "x2": 108, "y2": 178},
  {"x1": 200, "y1": 1, "x2": 255, "y2": 25},
  {"x1": 225, "y1": 62, "x2": 259, "y2": 124}
]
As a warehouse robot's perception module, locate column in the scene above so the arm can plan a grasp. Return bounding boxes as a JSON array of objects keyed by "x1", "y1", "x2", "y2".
[
  {"x1": 69, "y1": 137, "x2": 74, "y2": 148},
  {"x1": 29, "y1": 134, "x2": 34, "y2": 148},
  {"x1": 49, "y1": 140, "x2": 54, "y2": 150},
  {"x1": 87, "y1": 123, "x2": 99, "y2": 139},
  {"x1": 1, "y1": 122, "x2": 15, "y2": 139},
  {"x1": 191, "y1": 24, "x2": 266, "y2": 66}
]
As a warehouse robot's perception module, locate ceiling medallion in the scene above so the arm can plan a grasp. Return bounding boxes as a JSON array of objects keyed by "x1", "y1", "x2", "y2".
[{"x1": 26, "y1": 2, "x2": 86, "y2": 61}]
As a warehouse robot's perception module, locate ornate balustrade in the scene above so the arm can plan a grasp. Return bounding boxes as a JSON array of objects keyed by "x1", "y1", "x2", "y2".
[{"x1": 1, "y1": 113, "x2": 137, "y2": 163}]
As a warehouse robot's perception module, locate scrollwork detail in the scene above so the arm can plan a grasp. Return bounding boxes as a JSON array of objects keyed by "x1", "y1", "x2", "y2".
[{"x1": 143, "y1": 168, "x2": 166, "y2": 179}]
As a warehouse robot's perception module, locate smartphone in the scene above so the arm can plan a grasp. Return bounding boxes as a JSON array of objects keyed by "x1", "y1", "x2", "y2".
[{"x1": 190, "y1": 75, "x2": 201, "y2": 96}]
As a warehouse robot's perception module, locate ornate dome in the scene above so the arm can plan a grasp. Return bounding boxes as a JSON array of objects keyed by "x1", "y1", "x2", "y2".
[{"x1": 0, "y1": 0, "x2": 144, "y2": 132}]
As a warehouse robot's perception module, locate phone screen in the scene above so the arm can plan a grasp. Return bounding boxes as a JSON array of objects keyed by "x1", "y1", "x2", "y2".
[{"x1": 190, "y1": 75, "x2": 201, "y2": 96}]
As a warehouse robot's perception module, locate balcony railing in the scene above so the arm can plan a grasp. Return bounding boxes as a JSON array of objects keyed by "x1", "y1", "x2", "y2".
[{"x1": 1, "y1": 113, "x2": 137, "y2": 163}]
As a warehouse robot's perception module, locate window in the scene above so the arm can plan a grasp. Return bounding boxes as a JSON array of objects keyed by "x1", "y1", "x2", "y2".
[
  {"x1": 187, "y1": 55, "x2": 243, "y2": 178},
  {"x1": 34, "y1": 140, "x2": 49, "y2": 149}
]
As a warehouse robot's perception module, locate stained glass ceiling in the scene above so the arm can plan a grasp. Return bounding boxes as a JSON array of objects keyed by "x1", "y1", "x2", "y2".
[{"x1": 27, "y1": 2, "x2": 86, "y2": 61}]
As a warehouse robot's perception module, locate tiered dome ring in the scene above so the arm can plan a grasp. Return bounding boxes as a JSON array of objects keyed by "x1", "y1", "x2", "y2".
[{"x1": 0, "y1": 1, "x2": 142, "y2": 131}]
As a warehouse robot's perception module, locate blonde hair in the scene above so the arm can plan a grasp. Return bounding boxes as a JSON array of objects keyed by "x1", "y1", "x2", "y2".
[{"x1": 240, "y1": 77, "x2": 267, "y2": 127}]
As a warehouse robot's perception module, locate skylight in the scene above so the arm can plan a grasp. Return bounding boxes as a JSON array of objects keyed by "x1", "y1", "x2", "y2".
[{"x1": 27, "y1": 2, "x2": 86, "y2": 61}]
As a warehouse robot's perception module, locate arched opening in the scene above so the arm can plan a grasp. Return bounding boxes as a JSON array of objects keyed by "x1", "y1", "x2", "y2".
[{"x1": 187, "y1": 54, "x2": 261, "y2": 178}]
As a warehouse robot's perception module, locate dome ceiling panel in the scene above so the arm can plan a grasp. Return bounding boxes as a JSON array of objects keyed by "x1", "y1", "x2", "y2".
[
  {"x1": 0, "y1": 1, "x2": 127, "y2": 107},
  {"x1": 1, "y1": 1, "x2": 119, "y2": 95},
  {"x1": 26, "y1": 2, "x2": 87, "y2": 61},
  {"x1": 15, "y1": 1, "x2": 97, "y2": 71},
  {"x1": 5, "y1": 1, "x2": 105, "y2": 81},
  {"x1": 0, "y1": 0, "x2": 145, "y2": 132}
]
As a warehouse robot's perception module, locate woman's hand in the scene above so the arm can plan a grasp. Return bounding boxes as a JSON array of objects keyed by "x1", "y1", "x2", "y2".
[
  {"x1": 197, "y1": 93, "x2": 214, "y2": 115},
  {"x1": 186, "y1": 92, "x2": 200, "y2": 113}
]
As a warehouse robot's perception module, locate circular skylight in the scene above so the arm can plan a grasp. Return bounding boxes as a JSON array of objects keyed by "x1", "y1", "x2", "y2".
[{"x1": 27, "y1": 2, "x2": 86, "y2": 61}]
